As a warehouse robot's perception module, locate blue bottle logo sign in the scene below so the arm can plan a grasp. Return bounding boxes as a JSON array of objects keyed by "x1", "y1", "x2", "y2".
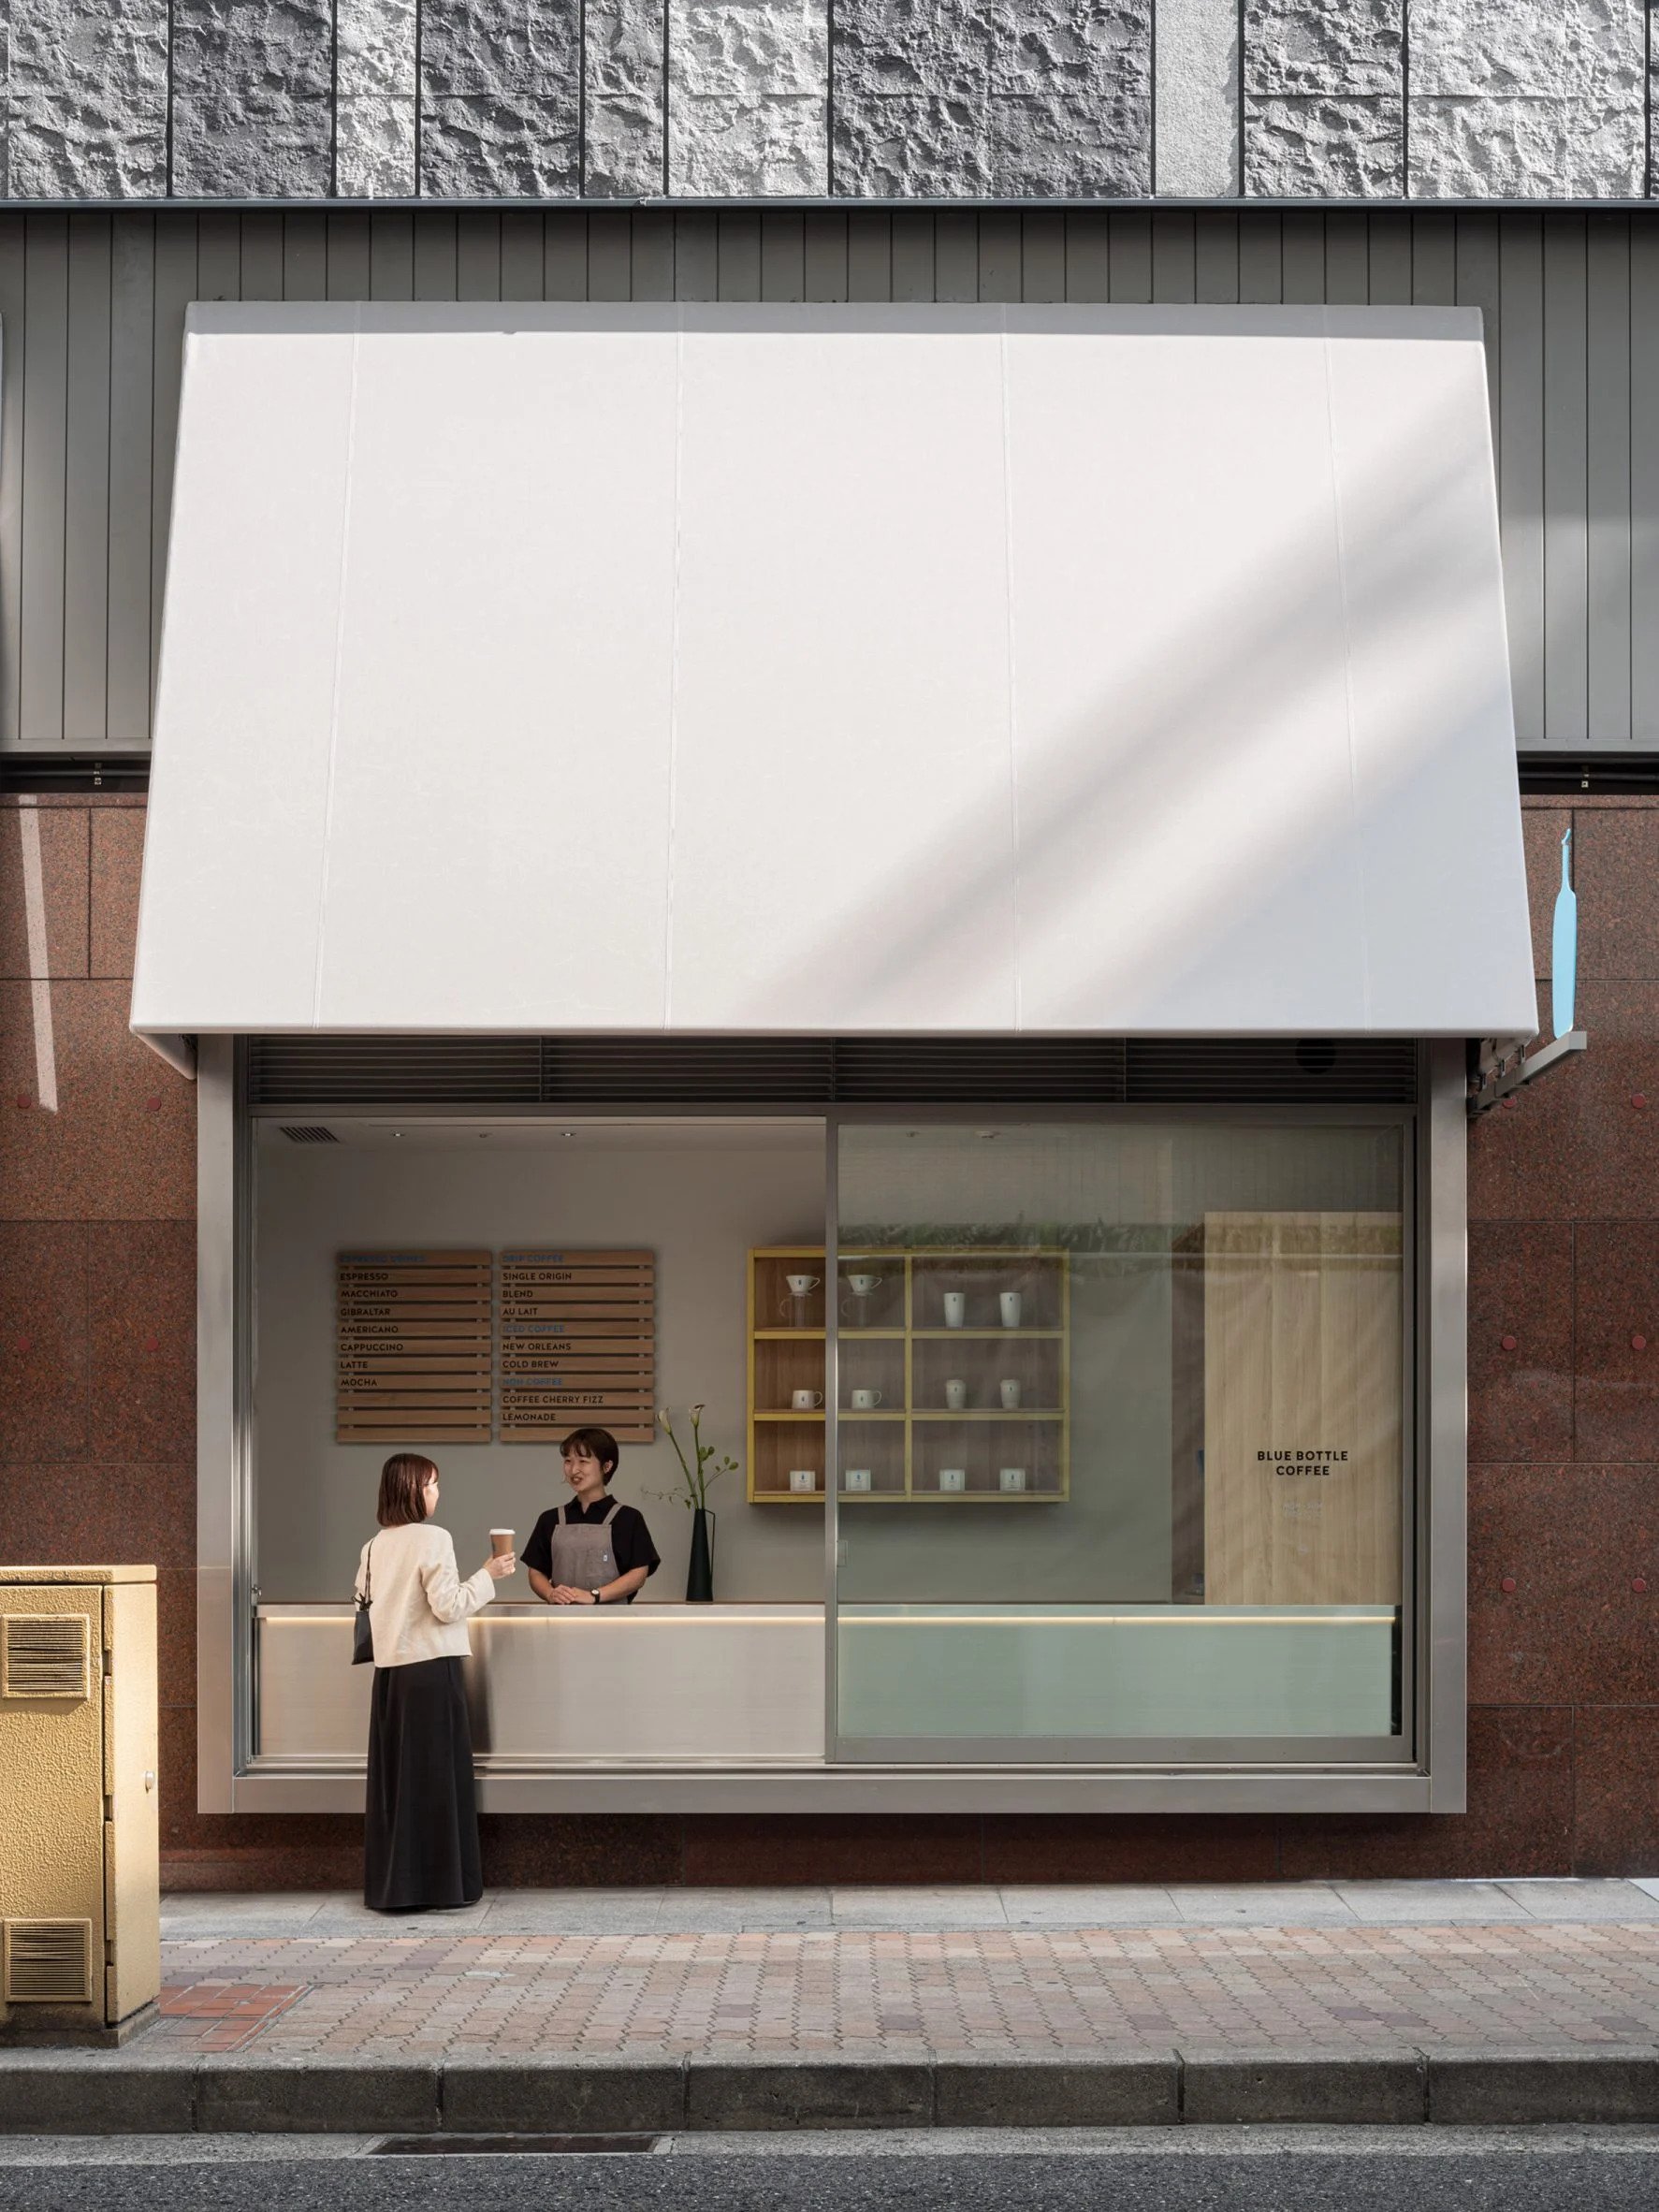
[{"x1": 1551, "y1": 826, "x2": 1577, "y2": 1041}]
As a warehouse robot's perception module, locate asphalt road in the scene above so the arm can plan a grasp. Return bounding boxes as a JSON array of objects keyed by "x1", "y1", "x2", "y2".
[{"x1": 3, "y1": 2132, "x2": 1659, "y2": 2212}]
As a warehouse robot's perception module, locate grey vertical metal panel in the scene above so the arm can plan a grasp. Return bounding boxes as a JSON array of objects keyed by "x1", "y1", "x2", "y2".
[
  {"x1": 1634, "y1": 222, "x2": 1659, "y2": 745},
  {"x1": 632, "y1": 211, "x2": 675, "y2": 299},
  {"x1": 1236, "y1": 210, "x2": 1280, "y2": 300},
  {"x1": 501, "y1": 211, "x2": 546, "y2": 299},
  {"x1": 0, "y1": 205, "x2": 1653, "y2": 757},
  {"x1": 1499, "y1": 216, "x2": 1546, "y2": 746},
  {"x1": 804, "y1": 211, "x2": 850, "y2": 301},
  {"x1": 718, "y1": 212, "x2": 762, "y2": 299},
  {"x1": 63, "y1": 218, "x2": 112, "y2": 749},
  {"x1": 22, "y1": 216, "x2": 70, "y2": 749},
  {"x1": 105, "y1": 214, "x2": 154, "y2": 751},
  {"x1": 149, "y1": 219, "x2": 196, "y2": 691},
  {"x1": 327, "y1": 211, "x2": 374, "y2": 299},
  {"x1": 544, "y1": 211, "x2": 589, "y2": 298},
  {"x1": 283, "y1": 212, "x2": 329, "y2": 301},
  {"x1": 457, "y1": 211, "x2": 503, "y2": 298},
  {"x1": 1064, "y1": 213, "x2": 1110, "y2": 301},
  {"x1": 1022, "y1": 213, "x2": 1066, "y2": 304},
  {"x1": 588, "y1": 211, "x2": 632, "y2": 299},
  {"x1": 1151, "y1": 211, "x2": 1198, "y2": 301},
  {"x1": 0, "y1": 224, "x2": 27, "y2": 749},
  {"x1": 1193, "y1": 211, "x2": 1239, "y2": 303},
  {"x1": 760, "y1": 213, "x2": 806, "y2": 302},
  {"x1": 977, "y1": 211, "x2": 1022, "y2": 302},
  {"x1": 1586, "y1": 215, "x2": 1633, "y2": 746},
  {"x1": 845, "y1": 211, "x2": 892, "y2": 301},
  {"x1": 1367, "y1": 210, "x2": 1411, "y2": 304},
  {"x1": 1542, "y1": 216, "x2": 1590, "y2": 746}
]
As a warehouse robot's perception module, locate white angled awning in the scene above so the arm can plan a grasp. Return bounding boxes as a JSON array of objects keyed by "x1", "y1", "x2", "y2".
[{"x1": 132, "y1": 302, "x2": 1535, "y2": 1045}]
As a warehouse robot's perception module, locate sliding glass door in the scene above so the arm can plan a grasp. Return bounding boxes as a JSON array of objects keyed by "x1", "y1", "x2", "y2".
[{"x1": 828, "y1": 1115, "x2": 1411, "y2": 1764}]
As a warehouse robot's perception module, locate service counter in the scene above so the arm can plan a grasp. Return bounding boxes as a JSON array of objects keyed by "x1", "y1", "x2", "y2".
[{"x1": 256, "y1": 1603, "x2": 825, "y2": 1768}]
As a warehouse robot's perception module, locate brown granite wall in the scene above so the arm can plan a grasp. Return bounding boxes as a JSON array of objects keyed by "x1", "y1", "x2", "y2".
[{"x1": 1, "y1": 791, "x2": 1652, "y2": 1886}]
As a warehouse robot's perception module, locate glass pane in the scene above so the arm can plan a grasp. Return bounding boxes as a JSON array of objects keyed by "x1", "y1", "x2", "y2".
[{"x1": 833, "y1": 1120, "x2": 1406, "y2": 1757}]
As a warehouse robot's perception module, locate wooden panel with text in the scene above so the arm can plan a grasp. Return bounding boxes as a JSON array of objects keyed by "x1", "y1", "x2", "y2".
[
  {"x1": 1199, "y1": 1213, "x2": 1402, "y2": 1606},
  {"x1": 336, "y1": 1250, "x2": 493, "y2": 1444},
  {"x1": 499, "y1": 1250, "x2": 655, "y2": 1445}
]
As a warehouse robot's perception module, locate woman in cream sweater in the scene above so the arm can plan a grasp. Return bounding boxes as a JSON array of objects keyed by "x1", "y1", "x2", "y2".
[{"x1": 355, "y1": 1451, "x2": 517, "y2": 1912}]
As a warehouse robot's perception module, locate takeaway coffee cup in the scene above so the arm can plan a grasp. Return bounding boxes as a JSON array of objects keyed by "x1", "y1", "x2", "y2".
[
  {"x1": 943, "y1": 1378, "x2": 968, "y2": 1412},
  {"x1": 943, "y1": 1292, "x2": 967, "y2": 1329},
  {"x1": 938, "y1": 1467, "x2": 967, "y2": 1492},
  {"x1": 850, "y1": 1387, "x2": 883, "y2": 1411},
  {"x1": 843, "y1": 1467, "x2": 873, "y2": 1492},
  {"x1": 999, "y1": 1291, "x2": 1024, "y2": 1330},
  {"x1": 789, "y1": 1468, "x2": 818, "y2": 1494},
  {"x1": 999, "y1": 1378, "x2": 1022, "y2": 1410},
  {"x1": 490, "y1": 1528, "x2": 516, "y2": 1559},
  {"x1": 998, "y1": 1466, "x2": 1026, "y2": 1492},
  {"x1": 792, "y1": 1388, "x2": 825, "y2": 1410}
]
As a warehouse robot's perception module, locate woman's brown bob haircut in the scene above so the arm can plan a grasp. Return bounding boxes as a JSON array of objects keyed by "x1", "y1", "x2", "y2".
[
  {"x1": 560, "y1": 1427, "x2": 618, "y2": 1481},
  {"x1": 378, "y1": 1451, "x2": 438, "y2": 1528}
]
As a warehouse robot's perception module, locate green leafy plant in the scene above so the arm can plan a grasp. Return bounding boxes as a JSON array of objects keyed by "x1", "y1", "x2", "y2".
[{"x1": 652, "y1": 1403, "x2": 738, "y2": 1513}]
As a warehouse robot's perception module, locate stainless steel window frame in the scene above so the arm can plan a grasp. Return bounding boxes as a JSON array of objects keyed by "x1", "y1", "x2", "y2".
[{"x1": 197, "y1": 1044, "x2": 1467, "y2": 1815}]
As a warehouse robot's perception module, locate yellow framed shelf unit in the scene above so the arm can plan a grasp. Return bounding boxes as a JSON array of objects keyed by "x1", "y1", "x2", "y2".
[{"x1": 747, "y1": 1245, "x2": 1070, "y2": 1504}]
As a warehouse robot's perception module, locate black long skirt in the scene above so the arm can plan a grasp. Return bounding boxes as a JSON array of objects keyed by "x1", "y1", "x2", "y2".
[{"x1": 364, "y1": 1656, "x2": 483, "y2": 1912}]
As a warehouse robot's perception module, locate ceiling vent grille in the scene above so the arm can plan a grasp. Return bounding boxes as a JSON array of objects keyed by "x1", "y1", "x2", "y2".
[
  {"x1": 2, "y1": 1919, "x2": 95, "y2": 2004},
  {"x1": 248, "y1": 1036, "x2": 1417, "y2": 1108},
  {"x1": 0, "y1": 1614, "x2": 91, "y2": 1700},
  {"x1": 279, "y1": 1125, "x2": 339, "y2": 1143}
]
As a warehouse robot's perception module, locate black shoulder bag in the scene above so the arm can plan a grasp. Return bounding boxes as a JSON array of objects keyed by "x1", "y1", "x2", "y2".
[{"x1": 353, "y1": 1538, "x2": 375, "y2": 1665}]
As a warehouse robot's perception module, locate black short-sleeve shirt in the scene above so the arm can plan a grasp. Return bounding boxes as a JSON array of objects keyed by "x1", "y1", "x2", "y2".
[{"x1": 521, "y1": 1497, "x2": 660, "y2": 1597}]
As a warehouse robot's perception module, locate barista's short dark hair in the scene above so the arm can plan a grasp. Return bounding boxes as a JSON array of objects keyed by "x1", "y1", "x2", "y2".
[{"x1": 560, "y1": 1426, "x2": 619, "y2": 1482}]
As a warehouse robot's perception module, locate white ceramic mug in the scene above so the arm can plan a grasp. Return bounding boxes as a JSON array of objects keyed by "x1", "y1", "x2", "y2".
[
  {"x1": 938, "y1": 1466, "x2": 967, "y2": 1492},
  {"x1": 843, "y1": 1467, "x2": 873, "y2": 1492},
  {"x1": 943, "y1": 1291, "x2": 967, "y2": 1329},
  {"x1": 998, "y1": 1378, "x2": 1021, "y2": 1410},
  {"x1": 850, "y1": 1387, "x2": 883, "y2": 1411},
  {"x1": 943, "y1": 1378, "x2": 968, "y2": 1412},
  {"x1": 999, "y1": 1291, "x2": 1024, "y2": 1330},
  {"x1": 788, "y1": 1467, "x2": 818, "y2": 1493},
  {"x1": 845, "y1": 1273, "x2": 882, "y2": 1297},
  {"x1": 791, "y1": 1388, "x2": 825, "y2": 1410},
  {"x1": 998, "y1": 1466, "x2": 1026, "y2": 1492}
]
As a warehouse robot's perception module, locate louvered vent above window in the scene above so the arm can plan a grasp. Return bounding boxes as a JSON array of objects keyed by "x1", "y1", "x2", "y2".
[
  {"x1": 1, "y1": 1614, "x2": 92, "y2": 1700},
  {"x1": 2, "y1": 1919, "x2": 94, "y2": 2004}
]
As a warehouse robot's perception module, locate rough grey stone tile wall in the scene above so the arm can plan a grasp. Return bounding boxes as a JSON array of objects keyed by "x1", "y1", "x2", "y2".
[
  {"x1": 171, "y1": 0, "x2": 335, "y2": 197},
  {"x1": 1409, "y1": 0, "x2": 1646, "y2": 199},
  {"x1": 6, "y1": 0, "x2": 167, "y2": 196},
  {"x1": 668, "y1": 0, "x2": 828, "y2": 195},
  {"x1": 585, "y1": 0, "x2": 667, "y2": 196},
  {"x1": 418, "y1": 0, "x2": 581, "y2": 195},
  {"x1": 1243, "y1": 0, "x2": 1403, "y2": 197},
  {"x1": 1153, "y1": 0, "x2": 1239, "y2": 197},
  {"x1": 338, "y1": 0, "x2": 418, "y2": 195},
  {"x1": 832, "y1": 0, "x2": 1151, "y2": 197}
]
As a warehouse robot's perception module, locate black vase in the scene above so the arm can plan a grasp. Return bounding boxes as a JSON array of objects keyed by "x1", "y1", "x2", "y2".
[{"x1": 687, "y1": 1507, "x2": 715, "y2": 1603}]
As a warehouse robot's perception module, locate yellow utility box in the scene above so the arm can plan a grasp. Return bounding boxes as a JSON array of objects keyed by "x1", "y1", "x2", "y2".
[{"x1": 0, "y1": 1567, "x2": 160, "y2": 2045}]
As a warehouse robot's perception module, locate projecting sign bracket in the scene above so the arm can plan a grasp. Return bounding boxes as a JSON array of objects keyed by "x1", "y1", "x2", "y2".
[{"x1": 1466, "y1": 1030, "x2": 1588, "y2": 1117}]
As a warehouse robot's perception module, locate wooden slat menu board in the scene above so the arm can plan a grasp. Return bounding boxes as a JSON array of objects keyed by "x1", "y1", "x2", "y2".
[
  {"x1": 499, "y1": 1249, "x2": 655, "y2": 1445},
  {"x1": 336, "y1": 1250, "x2": 493, "y2": 1445}
]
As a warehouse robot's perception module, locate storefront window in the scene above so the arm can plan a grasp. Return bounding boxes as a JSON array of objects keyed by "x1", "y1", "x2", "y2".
[{"x1": 831, "y1": 1120, "x2": 1407, "y2": 1759}]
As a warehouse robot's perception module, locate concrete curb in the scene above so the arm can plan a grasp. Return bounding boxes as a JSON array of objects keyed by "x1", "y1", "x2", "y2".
[{"x1": 2, "y1": 2048, "x2": 1658, "y2": 2135}]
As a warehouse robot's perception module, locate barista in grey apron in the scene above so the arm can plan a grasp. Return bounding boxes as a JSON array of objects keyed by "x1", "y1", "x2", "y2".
[{"x1": 522, "y1": 1425, "x2": 661, "y2": 1606}]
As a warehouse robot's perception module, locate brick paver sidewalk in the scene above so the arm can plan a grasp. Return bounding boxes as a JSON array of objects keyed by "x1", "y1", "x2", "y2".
[{"x1": 152, "y1": 1888, "x2": 1659, "y2": 2064}]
